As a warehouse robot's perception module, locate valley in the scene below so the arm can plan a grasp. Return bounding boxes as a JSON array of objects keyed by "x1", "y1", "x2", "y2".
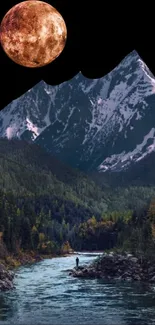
[
  {"x1": 0, "y1": 50, "x2": 155, "y2": 324},
  {"x1": 0, "y1": 138, "x2": 155, "y2": 266}
]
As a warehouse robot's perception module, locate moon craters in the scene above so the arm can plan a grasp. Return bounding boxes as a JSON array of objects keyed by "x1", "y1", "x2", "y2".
[{"x1": 0, "y1": 0, "x2": 67, "y2": 68}]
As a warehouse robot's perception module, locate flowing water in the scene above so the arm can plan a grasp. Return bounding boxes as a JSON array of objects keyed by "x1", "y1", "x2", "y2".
[{"x1": 0, "y1": 253, "x2": 155, "y2": 325}]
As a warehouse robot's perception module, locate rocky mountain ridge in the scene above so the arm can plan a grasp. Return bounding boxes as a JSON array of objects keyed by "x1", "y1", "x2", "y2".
[{"x1": 0, "y1": 50, "x2": 155, "y2": 172}]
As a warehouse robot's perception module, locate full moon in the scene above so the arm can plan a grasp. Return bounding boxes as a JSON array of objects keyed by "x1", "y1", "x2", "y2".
[{"x1": 0, "y1": 0, "x2": 67, "y2": 68}]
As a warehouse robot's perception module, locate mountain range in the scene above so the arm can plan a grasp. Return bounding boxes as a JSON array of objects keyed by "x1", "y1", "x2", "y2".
[{"x1": 0, "y1": 50, "x2": 155, "y2": 173}]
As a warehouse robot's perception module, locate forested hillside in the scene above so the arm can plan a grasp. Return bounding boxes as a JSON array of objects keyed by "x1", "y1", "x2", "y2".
[
  {"x1": 0, "y1": 138, "x2": 155, "y2": 261},
  {"x1": 0, "y1": 138, "x2": 108, "y2": 214}
]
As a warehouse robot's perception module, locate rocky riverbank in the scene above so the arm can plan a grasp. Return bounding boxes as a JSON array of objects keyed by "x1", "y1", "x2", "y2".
[
  {"x1": 0, "y1": 250, "x2": 73, "y2": 291},
  {"x1": 0, "y1": 252, "x2": 44, "y2": 291},
  {"x1": 69, "y1": 252, "x2": 155, "y2": 283},
  {"x1": 0, "y1": 263, "x2": 14, "y2": 291}
]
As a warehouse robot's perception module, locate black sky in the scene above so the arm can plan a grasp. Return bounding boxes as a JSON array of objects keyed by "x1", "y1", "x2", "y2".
[{"x1": 0, "y1": 1, "x2": 154, "y2": 111}]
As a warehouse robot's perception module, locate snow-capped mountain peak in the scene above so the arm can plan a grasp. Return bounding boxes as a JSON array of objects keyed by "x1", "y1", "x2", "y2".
[{"x1": 1, "y1": 50, "x2": 155, "y2": 172}]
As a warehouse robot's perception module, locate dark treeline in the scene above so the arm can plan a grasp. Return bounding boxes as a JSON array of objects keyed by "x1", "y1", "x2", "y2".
[{"x1": 0, "y1": 189, "x2": 155, "y2": 260}]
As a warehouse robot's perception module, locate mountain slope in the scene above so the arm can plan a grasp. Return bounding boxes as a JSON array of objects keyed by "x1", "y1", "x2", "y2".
[
  {"x1": 92, "y1": 151, "x2": 155, "y2": 188},
  {"x1": 1, "y1": 50, "x2": 155, "y2": 172},
  {"x1": 0, "y1": 138, "x2": 108, "y2": 214},
  {"x1": 1, "y1": 139, "x2": 155, "y2": 213}
]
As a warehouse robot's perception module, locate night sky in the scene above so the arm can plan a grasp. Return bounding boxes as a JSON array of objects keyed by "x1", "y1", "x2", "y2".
[{"x1": 0, "y1": 0, "x2": 154, "y2": 111}]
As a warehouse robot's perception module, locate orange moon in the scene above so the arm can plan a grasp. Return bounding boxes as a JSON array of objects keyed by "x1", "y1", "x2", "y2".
[{"x1": 0, "y1": 0, "x2": 67, "y2": 68}]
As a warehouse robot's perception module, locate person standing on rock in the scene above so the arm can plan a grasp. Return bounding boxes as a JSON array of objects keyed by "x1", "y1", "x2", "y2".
[{"x1": 76, "y1": 257, "x2": 79, "y2": 269}]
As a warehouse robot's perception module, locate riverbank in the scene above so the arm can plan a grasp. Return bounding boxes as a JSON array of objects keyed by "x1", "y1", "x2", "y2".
[
  {"x1": 69, "y1": 252, "x2": 155, "y2": 284},
  {"x1": 1, "y1": 249, "x2": 75, "y2": 269},
  {"x1": 1, "y1": 252, "x2": 155, "y2": 325},
  {"x1": 0, "y1": 251, "x2": 44, "y2": 291},
  {"x1": 0, "y1": 263, "x2": 14, "y2": 291},
  {"x1": 0, "y1": 249, "x2": 74, "y2": 291}
]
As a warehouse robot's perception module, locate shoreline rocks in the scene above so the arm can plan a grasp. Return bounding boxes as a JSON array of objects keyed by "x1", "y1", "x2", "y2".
[
  {"x1": 0, "y1": 263, "x2": 15, "y2": 291},
  {"x1": 69, "y1": 252, "x2": 155, "y2": 283},
  {"x1": 0, "y1": 252, "x2": 44, "y2": 291}
]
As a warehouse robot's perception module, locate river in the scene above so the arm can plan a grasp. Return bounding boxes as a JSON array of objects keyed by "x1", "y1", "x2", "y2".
[{"x1": 0, "y1": 253, "x2": 155, "y2": 325}]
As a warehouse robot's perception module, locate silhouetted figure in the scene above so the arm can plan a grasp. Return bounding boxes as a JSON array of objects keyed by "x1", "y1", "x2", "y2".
[{"x1": 76, "y1": 257, "x2": 79, "y2": 269}]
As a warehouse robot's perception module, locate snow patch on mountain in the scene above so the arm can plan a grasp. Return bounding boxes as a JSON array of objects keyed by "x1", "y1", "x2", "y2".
[
  {"x1": 6, "y1": 125, "x2": 18, "y2": 140},
  {"x1": 80, "y1": 79, "x2": 98, "y2": 93},
  {"x1": 99, "y1": 128, "x2": 155, "y2": 171},
  {"x1": 26, "y1": 118, "x2": 40, "y2": 140}
]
